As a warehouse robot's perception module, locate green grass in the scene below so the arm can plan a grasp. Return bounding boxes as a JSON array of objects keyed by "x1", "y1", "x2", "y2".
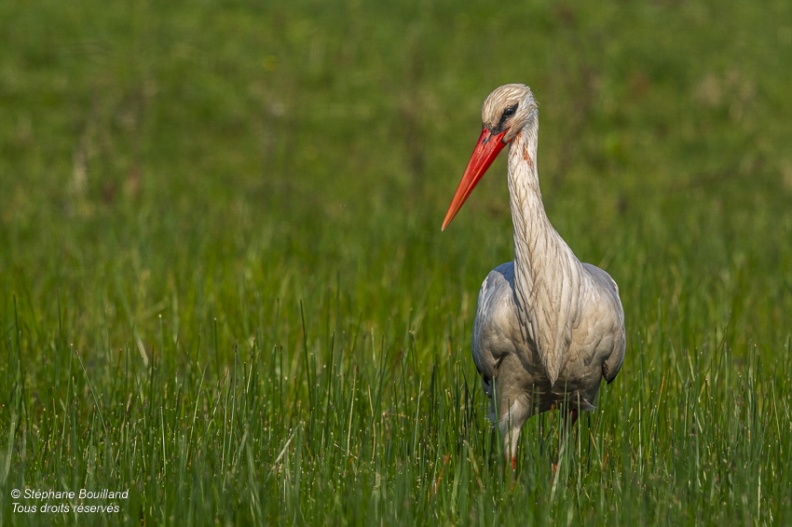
[{"x1": 2, "y1": 0, "x2": 792, "y2": 524}]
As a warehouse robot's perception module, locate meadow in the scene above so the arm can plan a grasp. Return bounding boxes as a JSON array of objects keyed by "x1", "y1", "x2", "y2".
[{"x1": 1, "y1": 0, "x2": 791, "y2": 524}]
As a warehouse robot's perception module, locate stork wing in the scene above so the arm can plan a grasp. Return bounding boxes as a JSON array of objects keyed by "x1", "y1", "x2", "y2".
[
  {"x1": 582, "y1": 263, "x2": 626, "y2": 383},
  {"x1": 471, "y1": 262, "x2": 523, "y2": 399}
]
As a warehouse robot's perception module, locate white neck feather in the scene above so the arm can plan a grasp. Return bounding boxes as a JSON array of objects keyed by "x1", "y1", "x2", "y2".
[{"x1": 507, "y1": 117, "x2": 583, "y2": 383}]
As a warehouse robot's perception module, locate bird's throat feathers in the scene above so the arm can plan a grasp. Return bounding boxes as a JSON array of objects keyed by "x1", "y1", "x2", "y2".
[{"x1": 507, "y1": 123, "x2": 581, "y2": 385}]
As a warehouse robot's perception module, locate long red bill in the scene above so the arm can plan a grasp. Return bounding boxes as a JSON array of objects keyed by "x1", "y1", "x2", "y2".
[{"x1": 441, "y1": 128, "x2": 508, "y2": 230}]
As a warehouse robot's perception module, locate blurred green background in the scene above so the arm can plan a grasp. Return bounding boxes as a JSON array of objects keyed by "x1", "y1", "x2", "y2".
[
  {"x1": 2, "y1": 0, "x2": 790, "y2": 355},
  {"x1": 1, "y1": 0, "x2": 791, "y2": 524}
]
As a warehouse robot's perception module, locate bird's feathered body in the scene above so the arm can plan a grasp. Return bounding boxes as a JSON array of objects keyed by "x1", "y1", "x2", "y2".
[{"x1": 443, "y1": 84, "x2": 625, "y2": 463}]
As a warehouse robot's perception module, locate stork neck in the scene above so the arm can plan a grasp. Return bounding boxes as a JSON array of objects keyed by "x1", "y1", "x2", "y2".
[{"x1": 507, "y1": 120, "x2": 577, "y2": 318}]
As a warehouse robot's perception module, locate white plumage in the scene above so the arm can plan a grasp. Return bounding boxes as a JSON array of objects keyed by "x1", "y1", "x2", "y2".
[{"x1": 442, "y1": 84, "x2": 625, "y2": 468}]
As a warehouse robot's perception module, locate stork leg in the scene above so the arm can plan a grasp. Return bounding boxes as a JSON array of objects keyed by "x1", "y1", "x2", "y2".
[
  {"x1": 567, "y1": 407, "x2": 579, "y2": 429},
  {"x1": 552, "y1": 407, "x2": 580, "y2": 474},
  {"x1": 501, "y1": 422, "x2": 522, "y2": 471},
  {"x1": 499, "y1": 398, "x2": 530, "y2": 470}
]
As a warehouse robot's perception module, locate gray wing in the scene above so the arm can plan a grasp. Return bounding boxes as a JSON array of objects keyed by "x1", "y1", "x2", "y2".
[
  {"x1": 581, "y1": 263, "x2": 626, "y2": 383},
  {"x1": 471, "y1": 262, "x2": 524, "y2": 398}
]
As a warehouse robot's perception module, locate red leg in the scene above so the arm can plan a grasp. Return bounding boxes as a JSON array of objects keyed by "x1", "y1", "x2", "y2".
[{"x1": 568, "y1": 408, "x2": 579, "y2": 427}]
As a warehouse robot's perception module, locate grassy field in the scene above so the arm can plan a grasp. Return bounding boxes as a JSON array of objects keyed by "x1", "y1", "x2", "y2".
[{"x1": 2, "y1": 0, "x2": 792, "y2": 524}]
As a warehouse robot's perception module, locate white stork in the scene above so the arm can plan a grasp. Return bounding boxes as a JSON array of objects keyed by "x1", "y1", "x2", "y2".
[{"x1": 442, "y1": 84, "x2": 625, "y2": 469}]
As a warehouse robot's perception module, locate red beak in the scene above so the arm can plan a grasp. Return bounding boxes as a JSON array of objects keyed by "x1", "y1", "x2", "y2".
[{"x1": 441, "y1": 128, "x2": 509, "y2": 230}]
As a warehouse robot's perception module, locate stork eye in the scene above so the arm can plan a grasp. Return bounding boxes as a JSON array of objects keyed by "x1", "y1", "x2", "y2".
[{"x1": 498, "y1": 104, "x2": 518, "y2": 129}]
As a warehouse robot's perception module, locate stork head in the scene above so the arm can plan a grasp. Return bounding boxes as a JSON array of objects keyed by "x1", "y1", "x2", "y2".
[{"x1": 441, "y1": 84, "x2": 538, "y2": 230}]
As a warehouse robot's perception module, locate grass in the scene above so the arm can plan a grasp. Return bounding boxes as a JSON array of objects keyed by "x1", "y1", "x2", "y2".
[{"x1": 1, "y1": 0, "x2": 792, "y2": 524}]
